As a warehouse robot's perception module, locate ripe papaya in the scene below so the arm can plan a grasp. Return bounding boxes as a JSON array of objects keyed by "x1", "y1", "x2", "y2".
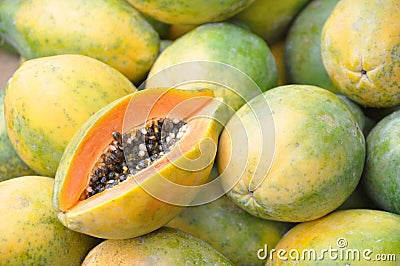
[
  {"x1": 4, "y1": 54, "x2": 136, "y2": 176},
  {"x1": 218, "y1": 85, "x2": 365, "y2": 222},
  {"x1": 0, "y1": 90, "x2": 35, "y2": 181},
  {"x1": 321, "y1": 0, "x2": 400, "y2": 107},
  {"x1": 0, "y1": 0, "x2": 159, "y2": 83},
  {"x1": 53, "y1": 88, "x2": 223, "y2": 239},
  {"x1": 267, "y1": 209, "x2": 400, "y2": 265},
  {"x1": 0, "y1": 176, "x2": 99, "y2": 265},
  {"x1": 82, "y1": 227, "x2": 233, "y2": 265}
]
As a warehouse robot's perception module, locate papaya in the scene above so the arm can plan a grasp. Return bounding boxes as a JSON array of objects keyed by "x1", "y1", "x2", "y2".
[
  {"x1": 218, "y1": 85, "x2": 365, "y2": 222},
  {"x1": 337, "y1": 94, "x2": 366, "y2": 132},
  {"x1": 52, "y1": 87, "x2": 223, "y2": 239},
  {"x1": 362, "y1": 110, "x2": 400, "y2": 215},
  {"x1": 166, "y1": 177, "x2": 293, "y2": 265},
  {"x1": 147, "y1": 22, "x2": 278, "y2": 112},
  {"x1": 0, "y1": 176, "x2": 100, "y2": 265},
  {"x1": 231, "y1": 0, "x2": 310, "y2": 43},
  {"x1": 285, "y1": 0, "x2": 340, "y2": 93},
  {"x1": 0, "y1": 90, "x2": 36, "y2": 181},
  {"x1": 338, "y1": 94, "x2": 376, "y2": 136},
  {"x1": 124, "y1": 0, "x2": 254, "y2": 25},
  {"x1": 0, "y1": 0, "x2": 159, "y2": 83},
  {"x1": 267, "y1": 209, "x2": 400, "y2": 265},
  {"x1": 82, "y1": 227, "x2": 233, "y2": 265},
  {"x1": 4, "y1": 54, "x2": 136, "y2": 177},
  {"x1": 321, "y1": 0, "x2": 400, "y2": 107}
]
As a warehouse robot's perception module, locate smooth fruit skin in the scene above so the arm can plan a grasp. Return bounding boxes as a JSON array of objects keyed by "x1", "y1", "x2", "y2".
[
  {"x1": 337, "y1": 94, "x2": 365, "y2": 132},
  {"x1": 82, "y1": 227, "x2": 233, "y2": 265},
  {"x1": 285, "y1": 0, "x2": 340, "y2": 93},
  {"x1": 0, "y1": 0, "x2": 159, "y2": 83},
  {"x1": 321, "y1": 0, "x2": 400, "y2": 108},
  {"x1": 0, "y1": 176, "x2": 99, "y2": 265},
  {"x1": 362, "y1": 110, "x2": 400, "y2": 215},
  {"x1": 231, "y1": 0, "x2": 310, "y2": 43},
  {"x1": 148, "y1": 22, "x2": 278, "y2": 111},
  {"x1": 218, "y1": 85, "x2": 365, "y2": 222},
  {"x1": 53, "y1": 89, "x2": 222, "y2": 239},
  {"x1": 125, "y1": 0, "x2": 255, "y2": 25},
  {"x1": 5, "y1": 54, "x2": 136, "y2": 176},
  {"x1": 167, "y1": 193, "x2": 293, "y2": 266},
  {"x1": 267, "y1": 209, "x2": 400, "y2": 265},
  {"x1": 0, "y1": 90, "x2": 35, "y2": 181}
]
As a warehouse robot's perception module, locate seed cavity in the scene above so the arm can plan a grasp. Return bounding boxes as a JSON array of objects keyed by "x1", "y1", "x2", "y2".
[{"x1": 81, "y1": 117, "x2": 187, "y2": 200}]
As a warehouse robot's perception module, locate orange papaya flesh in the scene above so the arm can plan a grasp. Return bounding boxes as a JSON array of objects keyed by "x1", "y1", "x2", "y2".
[{"x1": 52, "y1": 88, "x2": 222, "y2": 239}]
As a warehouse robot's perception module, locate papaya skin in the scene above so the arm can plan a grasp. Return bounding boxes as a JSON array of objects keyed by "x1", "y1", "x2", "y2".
[
  {"x1": 125, "y1": 0, "x2": 254, "y2": 25},
  {"x1": 167, "y1": 192, "x2": 293, "y2": 266},
  {"x1": 0, "y1": 90, "x2": 36, "y2": 181},
  {"x1": 0, "y1": 0, "x2": 159, "y2": 83},
  {"x1": 337, "y1": 94, "x2": 366, "y2": 132},
  {"x1": 148, "y1": 22, "x2": 278, "y2": 111},
  {"x1": 267, "y1": 209, "x2": 400, "y2": 265},
  {"x1": 82, "y1": 227, "x2": 233, "y2": 265},
  {"x1": 218, "y1": 85, "x2": 365, "y2": 222},
  {"x1": 285, "y1": 0, "x2": 340, "y2": 93},
  {"x1": 53, "y1": 88, "x2": 223, "y2": 239},
  {"x1": 321, "y1": 0, "x2": 400, "y2": 107},
  {"x1": 0, "y1": 176, "x2": 99, "y2": 265},
  {"x1": 363, "y1": 110, "x2": 400, "y2": 215},
  {"x1": 4, "y1": 54, "x2": 136, "y2": 176}
]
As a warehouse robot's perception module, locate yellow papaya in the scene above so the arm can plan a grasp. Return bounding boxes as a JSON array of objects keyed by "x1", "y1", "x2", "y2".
[
  {"x1": 5, "y1": 54, "x2": 136, "y2": 176},
  {"x1": 321, "y1": 0, "x2": 400, "y2": 107},
  {"x1": 0, "y1": 0, "x2": 159, "y2": 83},
  {"x1": 53, "y1": 88, "x2": 223, "y2": 239}
]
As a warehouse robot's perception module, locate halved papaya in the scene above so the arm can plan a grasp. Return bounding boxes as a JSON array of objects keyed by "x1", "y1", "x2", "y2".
[{"x1": 52, "y1": 88, "x2": 223, "y2": 239}]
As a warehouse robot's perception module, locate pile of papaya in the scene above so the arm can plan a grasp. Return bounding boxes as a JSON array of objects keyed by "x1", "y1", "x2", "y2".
[{"x1": 0, "y1": 0, "x2": 399, "y2": 265}]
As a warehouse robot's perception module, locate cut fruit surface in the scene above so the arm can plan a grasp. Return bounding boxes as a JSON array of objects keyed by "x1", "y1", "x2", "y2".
[{"x1": 52, "y1": 88, "x2": 223, "y2": 239}]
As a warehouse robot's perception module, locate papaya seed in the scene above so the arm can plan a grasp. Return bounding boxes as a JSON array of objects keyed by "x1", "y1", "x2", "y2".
[{"x1": 81, "y1": 117, "x2": 187, "y2": 200}]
